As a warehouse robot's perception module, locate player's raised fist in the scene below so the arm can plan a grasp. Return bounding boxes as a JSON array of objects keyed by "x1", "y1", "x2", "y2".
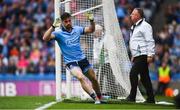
[
  {"x1": 85, "y1": 12, "x2": 94, "y2": 21},
  {"x1": 52, "y1": 18, "x2": 61, "y2": 28}
]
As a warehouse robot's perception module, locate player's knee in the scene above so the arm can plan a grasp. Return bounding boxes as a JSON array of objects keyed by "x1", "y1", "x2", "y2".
[{"x1": 77, "y1": 75, "x2": 85, "y2": 82}]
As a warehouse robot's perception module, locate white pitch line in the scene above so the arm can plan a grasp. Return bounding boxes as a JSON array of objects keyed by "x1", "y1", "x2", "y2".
[
  {"x1": 137, "y1": 101, "x2": 174, "y2": 105},
  {"x1": 35, "y1": 101, "x2": 58, "y2": 110},
  {"x1": 156, "y1": 101, "x2": 174, "y2": 105}
]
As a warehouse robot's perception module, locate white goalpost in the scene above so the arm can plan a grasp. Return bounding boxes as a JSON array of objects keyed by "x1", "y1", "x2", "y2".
[
  {"x1": 55, "y1": 0, "x2": 145, "y2": 102},
  {"x1": 54, "y1": 0, "x2": 61, "y2": 102}
]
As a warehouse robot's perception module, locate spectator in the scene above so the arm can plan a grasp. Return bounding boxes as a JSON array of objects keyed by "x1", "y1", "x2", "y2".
[
  {"x1": 45, "y1": 56, "x2": 55, "y2": 74},
  {"x1": 171, "y1": 57, "x2": 180, "y2": 74},
  {"x1": 17, "y1": 55, "x2": 29, "y2": 75},
  {"x1": 30, "y1": 47, "x2": 41, "y2": 65},
  {"x1": 0, "y1": 59, "x2": 8, "y2": 74},
  {"x1": 7, "y1": 58, "x2": 17, "y2": 74},
  {"x1": 156, "y1": 61, "x2": 171, "y2": 95},
  {"x1": 38, "y1": 58, "x2": 46, "y2": 75},
  {"x1": 26, "y1": 62, "x2": 39, "y2": 74},
  {"x1": 116, "y1": 5, "x2": 126, "y2": 23},
  {"x1": 33, "y1": 7, "x2": 46, "y2": 27},
  {"x1": 0, "y1": 37, "x2": 3, "y2": 56},
  {"x1": 9, "y1": 46, "x2": 19, "y2": 64}
]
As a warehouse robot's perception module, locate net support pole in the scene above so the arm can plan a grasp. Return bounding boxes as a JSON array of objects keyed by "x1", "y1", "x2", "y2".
[
  {"x1": 64, "y1": 1, "x2": 72, "y2": 99},
  {"x1": 55, "y1": 0, "x2": 62, "y2": 102},
  {"x1": 71, "y1": 4, "x2": 102, "y2": 16}
]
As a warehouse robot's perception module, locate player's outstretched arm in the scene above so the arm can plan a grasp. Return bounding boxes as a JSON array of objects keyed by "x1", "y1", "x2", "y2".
[
  {"x1": 43, "y1": 18, "x2": 61, "y2": 41},
  {"x1": 43, "y1": 27, "x2": 55, "y2": 41},
  {"x1": 84, "y1": 12, "x2": 95, "y2": 34}
]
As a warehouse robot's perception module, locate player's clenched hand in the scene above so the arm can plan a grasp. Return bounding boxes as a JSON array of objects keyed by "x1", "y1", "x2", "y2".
[
  {"x1": 52, "y1": 18, "x2": 61, "y2": 28},
  {"x1": 85, "y1": 12, "x2": 94, "y2": 21}
]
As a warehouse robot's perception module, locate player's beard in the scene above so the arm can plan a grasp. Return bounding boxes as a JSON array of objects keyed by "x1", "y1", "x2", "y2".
[{"x1": 66, "y1": 24, "x2": 72, "y2": 30}]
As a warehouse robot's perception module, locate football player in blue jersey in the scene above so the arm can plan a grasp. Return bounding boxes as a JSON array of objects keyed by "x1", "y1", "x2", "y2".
[{"x1": 43, "y1": 12, "x2": 102, "y2": 104}]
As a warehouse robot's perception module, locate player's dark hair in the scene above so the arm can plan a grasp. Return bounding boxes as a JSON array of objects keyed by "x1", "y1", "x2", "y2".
[
  {"x1": 60, "y1": 12, "x2": 71, "y2": 21},
  {"x1": 135, "y1": 8, "x2": 144, "y2": 18}
]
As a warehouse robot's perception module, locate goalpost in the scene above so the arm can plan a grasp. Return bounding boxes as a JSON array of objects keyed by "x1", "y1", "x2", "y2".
[
  {"x1": 55, "y1": 0, "x2": 145, "y2": 102},
  {"x1": 54, "y1": 0, "x2": 61, "y2": 102}
]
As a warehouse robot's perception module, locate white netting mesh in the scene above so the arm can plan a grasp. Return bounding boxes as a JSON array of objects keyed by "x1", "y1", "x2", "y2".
[{"x1": 59, "y1": 0, "x2": 144, "y2": 101}]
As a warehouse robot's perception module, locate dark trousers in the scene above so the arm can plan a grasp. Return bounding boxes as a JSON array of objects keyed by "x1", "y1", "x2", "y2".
[
  {"x1": 129, "y1": 55, "x2": 154, "y2": 100},
  {"x1": 156, "y1": 82, "x2": 169, "y2": 95}
]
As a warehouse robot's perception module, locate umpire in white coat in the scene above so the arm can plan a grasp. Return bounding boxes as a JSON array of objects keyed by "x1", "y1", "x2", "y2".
[{"x1": 126, "y1": 8, "x2": 155, "y2": 103}]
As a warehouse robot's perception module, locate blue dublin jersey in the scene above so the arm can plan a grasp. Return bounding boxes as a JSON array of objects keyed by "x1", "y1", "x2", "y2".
[{"x1": 52, "y1": 26, "x2": 86, "y2": 64}]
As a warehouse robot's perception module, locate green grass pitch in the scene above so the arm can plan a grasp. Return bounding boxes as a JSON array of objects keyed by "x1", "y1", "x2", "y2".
[{"x1": 0, "y1": 96, "x2": 175, "y2": 109}]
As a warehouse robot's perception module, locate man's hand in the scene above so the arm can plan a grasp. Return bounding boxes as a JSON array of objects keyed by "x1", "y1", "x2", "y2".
[
  {"x1": 84, "y1": 12, "x2": 95, "y2": 33},
  {"x1": 147, "y1": 56, "x2": 154, "y2": 63},
  {"x1": 52, "y1": 18, "x2": 61, "y2": 28},
  {"x1": 85, "y1": 12, "x2": 94, "y2": 21}
]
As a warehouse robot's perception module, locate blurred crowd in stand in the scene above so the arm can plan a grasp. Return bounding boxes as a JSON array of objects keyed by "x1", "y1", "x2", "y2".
[
  {"x1": 0, "y1": 0, "x2": 55, "y2": 75},
  {"x1": 0, "y1": 0, "x2": 180, "y2": 80}
]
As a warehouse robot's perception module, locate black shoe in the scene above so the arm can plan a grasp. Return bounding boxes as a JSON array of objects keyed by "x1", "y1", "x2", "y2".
[
  {"x1": 125, "y1": 96, "x2": 135, "y2": 102},
  {"x1": 144, "y1": 99, "x2": 155, "y2": 104},
  {"x1": 100, "y1": 100, "x2": 107, "y2": 104}
]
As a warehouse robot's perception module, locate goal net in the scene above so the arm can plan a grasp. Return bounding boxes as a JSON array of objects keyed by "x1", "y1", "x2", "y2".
[{"x1": 56, "y1": 0, "x2": 145, "y2": 101}]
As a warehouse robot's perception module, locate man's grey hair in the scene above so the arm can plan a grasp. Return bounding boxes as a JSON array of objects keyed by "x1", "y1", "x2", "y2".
[{"x1": 135, "y1": 8, "x2": 144, "y2": 18}]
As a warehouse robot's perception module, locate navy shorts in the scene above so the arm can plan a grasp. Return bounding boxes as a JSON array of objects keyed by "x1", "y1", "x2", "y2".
[{"x1": 66, "y1": 58, "x2": 92, "y2": 74}]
